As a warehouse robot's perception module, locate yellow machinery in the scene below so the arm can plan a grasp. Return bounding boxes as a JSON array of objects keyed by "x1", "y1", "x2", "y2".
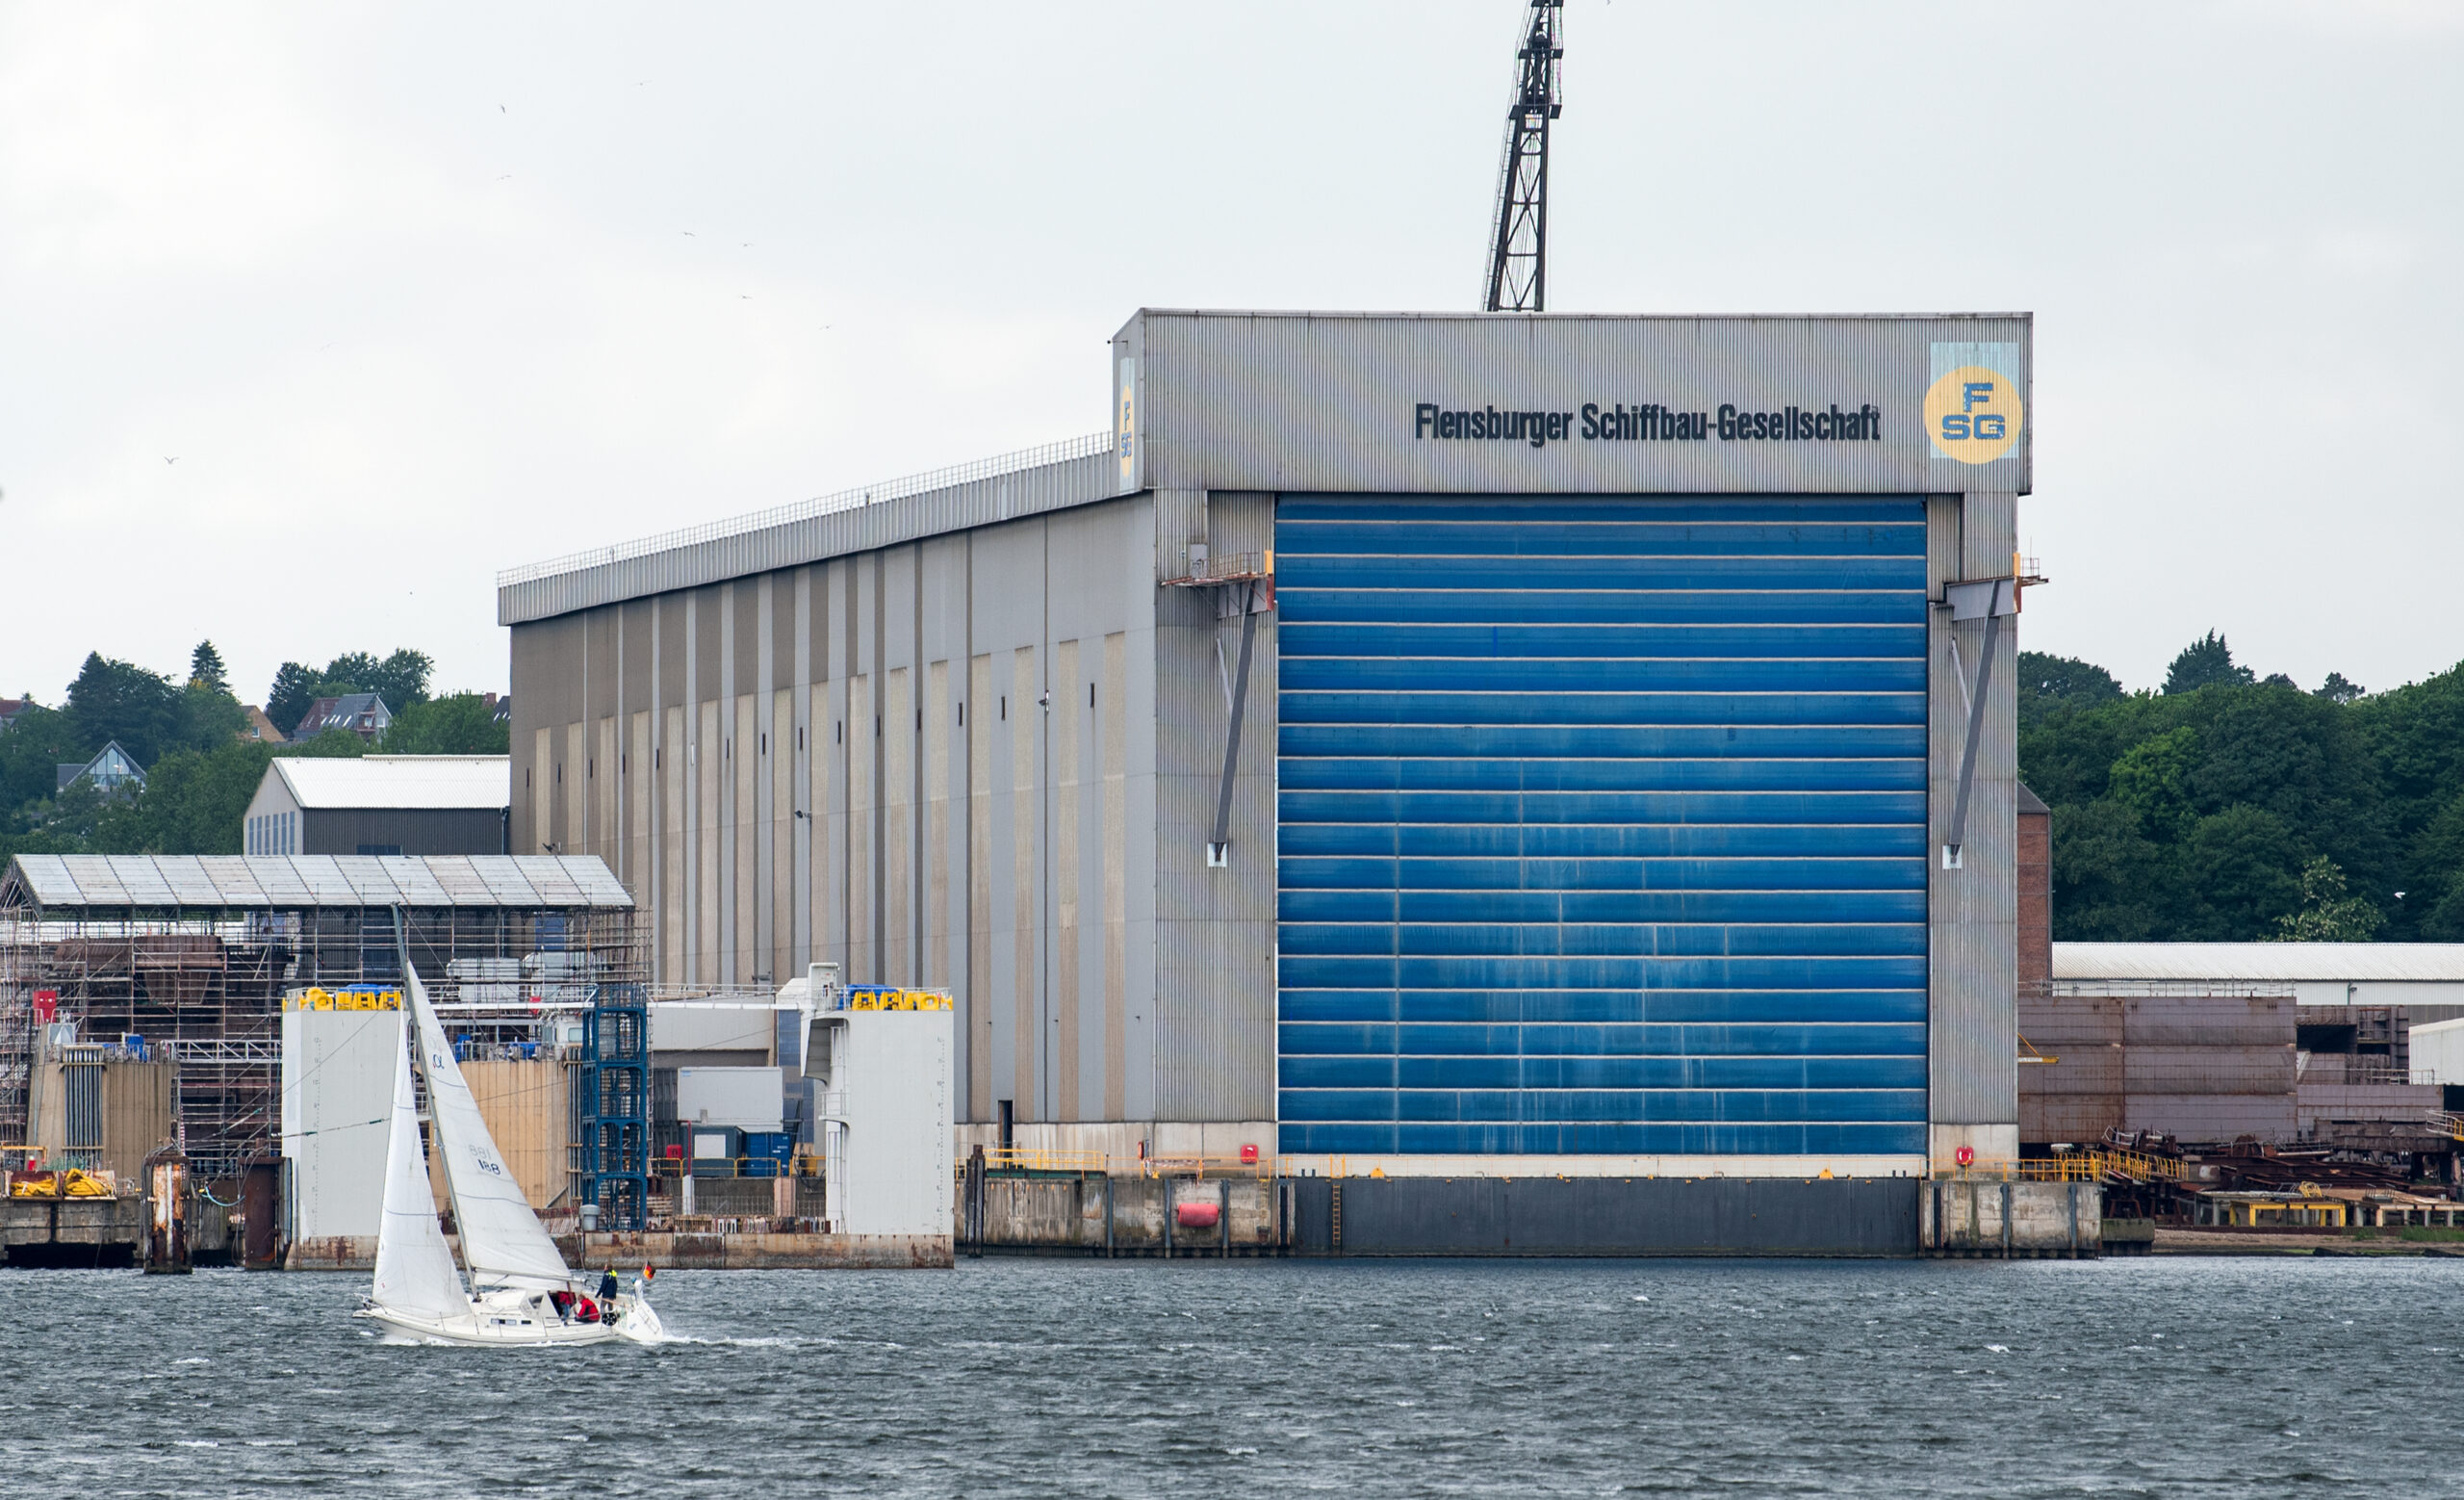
[
  {"x1": 8, "y1": 1167, "x2": 116, "y2": 1199},
  {"x1": 842, "y1": 986, "x2": 952, "y2": 1012},
  {"x1": 282, "y1": 986, "x2": 403, "y2": 1012}
]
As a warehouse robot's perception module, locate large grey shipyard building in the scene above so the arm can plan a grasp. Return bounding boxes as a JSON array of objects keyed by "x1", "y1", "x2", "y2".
[{"x1": 500, "y1": 309, "x2": 2031, "y2": 1246}]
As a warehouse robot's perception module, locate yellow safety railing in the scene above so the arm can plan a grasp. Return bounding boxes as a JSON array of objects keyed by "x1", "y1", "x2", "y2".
[
  {"x1": 2087, "y1": 1147, "x2": 2190, "y2": 1181},
  {"x1": 2427, "y1": 1111, "x2": 2464, "y2": 1142},
  {"x1": 1135, "y1": 1153, "x2": 1273, "y2": 1180},
  {"x1": 650, "y1": 1155, "x2": 820, "y2": 1180},
  {"x1": 955, "y1": 1148, "x2": 1274, "y2": 1179},
  {"x1": 1936, "y1": 1150, "x2": 2191, "y2": 1183},
  {"x1": 960, "y1": 1147, "x2": 1111, "y2": 1177}
]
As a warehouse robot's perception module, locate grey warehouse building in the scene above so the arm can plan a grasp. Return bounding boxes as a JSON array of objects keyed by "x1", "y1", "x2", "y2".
[{"x1": 500, "y1": 310, "x2": 2030, "y2": 1203}]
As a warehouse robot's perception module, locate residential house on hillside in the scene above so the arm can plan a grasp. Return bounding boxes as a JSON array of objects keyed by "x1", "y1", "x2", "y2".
[
  {"x1": 0, "y1": 697, "x2": 31, "y2": 732},
  {"x1": 295, "y1": 692, "x2": 392, "y2": 742},
  {"x1": 239, "y1": 705, "x2": 287, "y2": 744},
  {"x1": 56, "y1": 740, "x2": 145, "y2": 796}
]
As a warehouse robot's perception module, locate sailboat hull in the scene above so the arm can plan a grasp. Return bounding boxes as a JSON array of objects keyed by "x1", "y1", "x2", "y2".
[{"x1": 357, "y1": 1292, "x2": 660, "y2": 1348}]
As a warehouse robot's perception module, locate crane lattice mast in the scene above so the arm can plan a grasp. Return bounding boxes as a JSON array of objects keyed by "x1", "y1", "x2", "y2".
[{"x1": 1482, "y1": 0, "x2": 1564, "y2": 313}]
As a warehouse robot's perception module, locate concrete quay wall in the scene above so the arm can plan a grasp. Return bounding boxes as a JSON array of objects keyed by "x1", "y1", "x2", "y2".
[
  {"x1": 964, "y1": 1175, "x2": 1286, "y2": 1256},
  {"x1": 967, "y1": 1175, "x2": 2119, "y2": 1259},
  {"x1": 283, "y1": 1228, "x2": 952, "y2": 1271},
  {"x1": 1920, "y1": 1179, "x2": 2103, "y2": 1258},
  {"x1": 0, "y1": 1194, "x2": 145, "y2": 1267}
]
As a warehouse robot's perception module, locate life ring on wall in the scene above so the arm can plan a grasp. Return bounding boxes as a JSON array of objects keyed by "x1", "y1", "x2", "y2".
[{"x1": 1953, "y1": 1146, "x2": 1975, "y2": 1168}]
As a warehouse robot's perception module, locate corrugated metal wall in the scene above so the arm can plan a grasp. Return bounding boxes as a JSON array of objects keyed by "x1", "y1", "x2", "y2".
[
  {"x1": 509, "y1": 497, "x2": 1175, "y2": 1128},
  {"x1": 1926, "y1": 490, "x2": 2018, "y2": 1147},
  {"x1": 1151, "y1": 491, "x2": 1279, "y2": 1122},
  {"x1": 1273, "y1": 494, "x2": 1930, "y2": 1155}
]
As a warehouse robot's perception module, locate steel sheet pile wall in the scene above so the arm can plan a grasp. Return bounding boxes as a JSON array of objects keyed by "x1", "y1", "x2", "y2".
[{"x1": 1274, "y1": 494, "x2": 1930, "y2": 1155}]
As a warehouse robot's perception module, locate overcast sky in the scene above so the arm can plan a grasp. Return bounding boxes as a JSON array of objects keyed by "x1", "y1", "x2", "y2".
[{"x1": 3, "y1": 2, "x2": 2456, "y2": 711}]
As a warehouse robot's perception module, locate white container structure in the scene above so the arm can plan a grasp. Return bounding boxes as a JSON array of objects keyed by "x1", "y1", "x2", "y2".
[
  {"x1": 2410, "y1": 1018, "x2": 2464, "y2": 1089},
  {"x1": 280, "y1": 996, "x2": 404, "y2": 1243},
  {"x1": 811, "y1": 999, "x2": 953, "y2": 1239},
  {"x1": 676, "y1": 1067, "x2": 789, "y2": 1133}
]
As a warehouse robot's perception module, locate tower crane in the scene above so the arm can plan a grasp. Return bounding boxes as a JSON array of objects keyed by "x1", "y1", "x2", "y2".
[{"x1": 1481, "y1": 0, "x2": 1565, "y2": 312}]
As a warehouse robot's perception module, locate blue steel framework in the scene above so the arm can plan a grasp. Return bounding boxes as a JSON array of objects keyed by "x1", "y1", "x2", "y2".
[
  {"x1": 578, "y1": 985, "x2": 650, "y2": 1229},
  {"x1": 1274, "y1": 495, "x2": 1930, "y2": 1155}
]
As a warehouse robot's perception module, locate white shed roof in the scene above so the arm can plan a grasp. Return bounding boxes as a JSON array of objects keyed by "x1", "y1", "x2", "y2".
[
  {"x1": 2, "y1": 854, "x2": 629, "y2": 910},
  {"x1": 2053, "y1": 943, "x2": 2464, "y2": 984},
  {"x1": 271, "y1": 755, "x2": 509, "y2": 811}
]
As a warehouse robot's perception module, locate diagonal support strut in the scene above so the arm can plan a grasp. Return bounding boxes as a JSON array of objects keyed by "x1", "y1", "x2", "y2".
[
  {"x1": 1208, "y1": 582, "x2": 1260, "y2": 866},
  {"x1": 1942, "y1": 609, "x2": 2003, "y2": 868}
]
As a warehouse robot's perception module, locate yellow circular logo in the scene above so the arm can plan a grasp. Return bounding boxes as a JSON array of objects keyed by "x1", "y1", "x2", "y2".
[{"x1": 1923, "y1": 365, "x2": 2023, "y2": 464}]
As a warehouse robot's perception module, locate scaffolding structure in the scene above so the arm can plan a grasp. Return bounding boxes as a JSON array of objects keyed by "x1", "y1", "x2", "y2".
[
  {"x1": 575, "y1": 984, "x2": 650, "y2": 1229},
  {"x1": 1, "y1": 855, "x2": 643, "y2": 1183}
]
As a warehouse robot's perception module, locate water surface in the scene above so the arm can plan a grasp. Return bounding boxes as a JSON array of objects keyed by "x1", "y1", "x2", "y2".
[{"x1": 4, "y1": 1256, "x2": 2459, "y2": 1496}]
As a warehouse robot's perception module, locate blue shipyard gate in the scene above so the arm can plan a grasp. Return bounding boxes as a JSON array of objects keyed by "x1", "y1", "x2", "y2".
[{"x1": 1273, "y1": 495, "x2": 1930, "y2": 1160}]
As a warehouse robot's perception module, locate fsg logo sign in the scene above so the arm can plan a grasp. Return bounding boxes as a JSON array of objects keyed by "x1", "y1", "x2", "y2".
[{"x1": 1924, "y1": 342, "x2": 2024, "y2": 465}]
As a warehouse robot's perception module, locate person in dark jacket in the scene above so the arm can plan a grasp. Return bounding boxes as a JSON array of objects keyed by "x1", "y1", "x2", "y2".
[{"x1": 598, "y1": 1267, "x2": 619, "y2": 1304}]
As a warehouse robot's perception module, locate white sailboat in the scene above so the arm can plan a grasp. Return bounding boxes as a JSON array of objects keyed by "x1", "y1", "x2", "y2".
[{"x1": 359, "y1": 957, "x2": 664, "y2": 1347}]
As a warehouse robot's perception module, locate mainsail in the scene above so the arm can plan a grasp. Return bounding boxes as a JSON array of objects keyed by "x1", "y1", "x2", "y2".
[
  {"x1": 369, "y1": 1009, "x2": 468, "y2": 1323},
  {"x1": 404, "y1": 960, "x2": 575, "y2": 1289}
]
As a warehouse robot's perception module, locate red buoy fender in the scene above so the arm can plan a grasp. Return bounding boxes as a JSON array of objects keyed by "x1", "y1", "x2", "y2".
[
  {"x1": 1953, "y1": 1146, "x2": 1975, "y2": 1167},
  {"x1": 1175, "y1": 1202, "x2": 1220, "y2": 1230}
]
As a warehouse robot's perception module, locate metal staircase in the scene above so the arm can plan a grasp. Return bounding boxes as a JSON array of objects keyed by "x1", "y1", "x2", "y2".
[{"x1": 576, "y1": 983, "x2": 649, "y2": 1230}]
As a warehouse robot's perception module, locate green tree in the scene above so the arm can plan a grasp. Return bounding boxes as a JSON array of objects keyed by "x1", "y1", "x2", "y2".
[
  {"x1": 284, "y1": 728, "x2": 372, "y2": 760},
  {"x1": 266, "y1": 647, "x2": 436, "y2": 736},
  {"x1": 2272, "y1": 856, "x2": 2386, "y2": 942},
  {"x1": 2315, "y1": 672, "x2": 2367, "y2": 705},
  {"x1": 0, "y1": 824, "x2": 87, "y2": 866},
  {"x1": 363, "y1": 649, "x2": 433, "y2": 711},
  {"x1": 0, "y1": 704, "x2": 84, "y2": 824},
  {"x1": 2016, "y1": 650, "x2": 2124, "y2": 727},
  {"x1": 64, "y1": 653, "x2": 183, "y2": 765},
  {"x1": 2348, "y1": 664, "x2": 2464, "y2": 935},
  {"x1": 2178, "y1": 806, "x2": 2305, "y2": 940},
  {"x1": 2049, "y1": 798, "x2": 2169, "y2": 940},
  {"x1": 20, "y1": 778, "x2": 112, "y2": 849},
  {"x1": 2163, "y1": 631, "x2": 2256, "y2": 694},
  {"x1": 381, "y1": 692, "x2": 510, "y2": 755},
  {"x1": 188, "y1": 640, "x2": 229, "y2": 693},
  {"x1": 267, "y1": 661, "x2": 325, "y2": 736},
  {"x1": 94, "y1": 741, "x2": 276, "y2": 854},
  {"x1": 81, "y1": 731, "x2": 363, "y2": 856},
  {"x1": 177, "y1": 678, "x2": 246, "y2": 752},
  {"x1": 2108, "y1": 725, "x2": 2201, "y2": 841}
]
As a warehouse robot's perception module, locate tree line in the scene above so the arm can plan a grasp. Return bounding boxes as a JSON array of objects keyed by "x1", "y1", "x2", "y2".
[
  {"x1": 0, "y1": 642, "x2": 508, "y2": 863},
  {"x1": 2021, "y1": 634, "x2": 2464, "y2": 943}
]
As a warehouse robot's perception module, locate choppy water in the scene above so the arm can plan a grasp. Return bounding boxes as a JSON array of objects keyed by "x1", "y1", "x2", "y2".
[{"x1": 4, "y1": 1256, "x2": 2461, "y2": 1497}]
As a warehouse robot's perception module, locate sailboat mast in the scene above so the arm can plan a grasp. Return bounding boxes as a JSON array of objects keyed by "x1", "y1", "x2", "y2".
[{"x1": 397, "y1": 907, "x2": 475, "y2": 1294}]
